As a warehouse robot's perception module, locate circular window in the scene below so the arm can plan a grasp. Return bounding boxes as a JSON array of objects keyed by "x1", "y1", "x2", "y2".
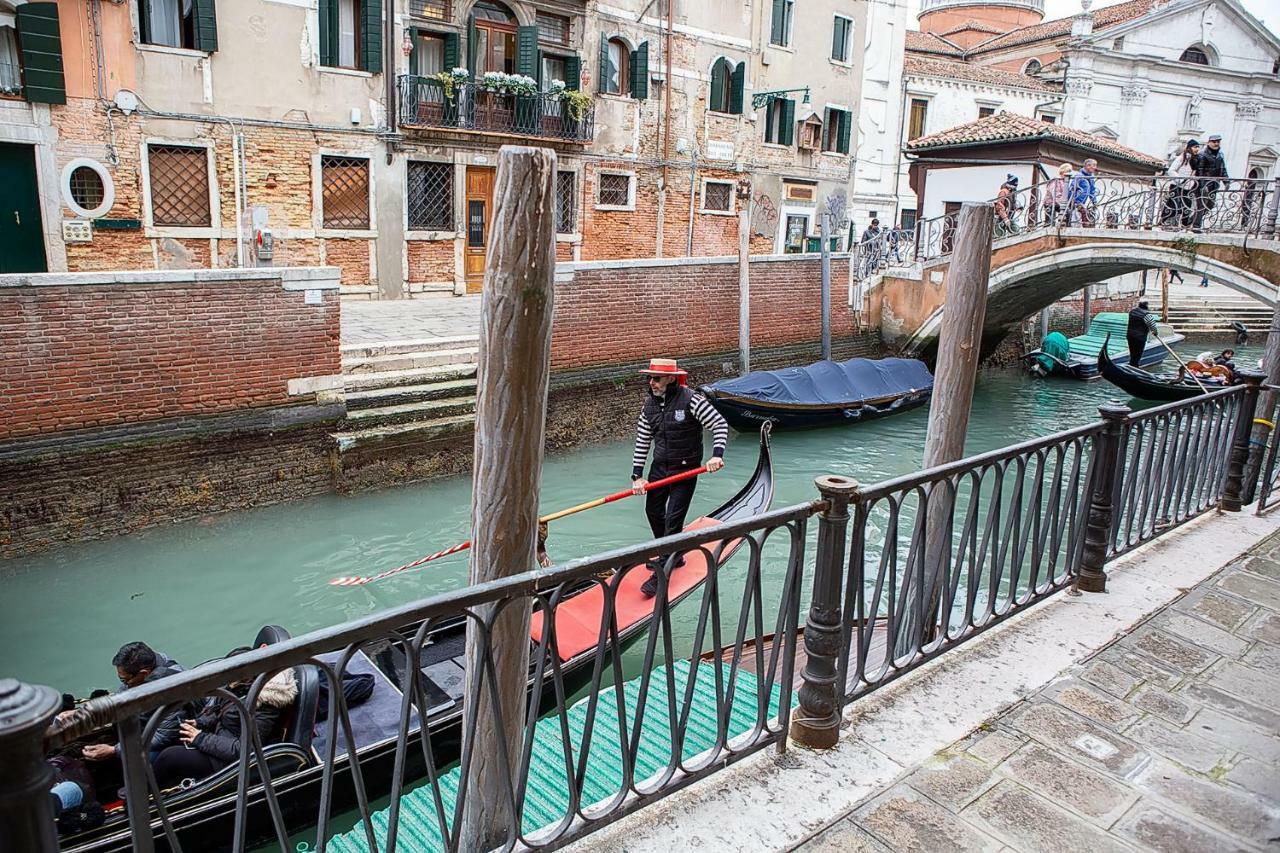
[{"x1": 60, "y1": 158, "x2": 116, "y2": 219}]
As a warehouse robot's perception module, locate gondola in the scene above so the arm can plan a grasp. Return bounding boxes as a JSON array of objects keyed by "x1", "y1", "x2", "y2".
[
  {"x1": 1097, "y1": 337, "x2": 1221, "y2": 401},
  {"x1": 699, "y1": 357, "x2": 933, "y2": 431},
  {"x1": 1023, "y1": 313, "x2": 1185, "y2": 380},
  {"x1": 59, "y1": 424, "x2": 774, "y2": 853}
]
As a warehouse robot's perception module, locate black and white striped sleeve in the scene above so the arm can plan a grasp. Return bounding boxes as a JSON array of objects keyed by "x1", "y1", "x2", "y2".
[
  {"x1": 1144, "y1": 312, "x2": 1159, "y2": 333},
  {"x1": 632, "y1": 412, "x2": 653, "y2": 479},
  {"x1": 691, "y1": 393, "x2": 729, "y2": 458}
]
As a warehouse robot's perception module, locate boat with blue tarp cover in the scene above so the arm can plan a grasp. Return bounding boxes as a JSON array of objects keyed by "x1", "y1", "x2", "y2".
[
  {"x1": 699, "y1": 357, "x2": 934, "y2": 431},
  {"x1": 1023, "y1": 312, "x2": 1185, "y2": 380}
]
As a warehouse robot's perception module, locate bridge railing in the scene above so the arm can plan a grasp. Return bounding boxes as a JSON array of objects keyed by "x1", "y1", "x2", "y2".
[{"x1": 855, "y1": 176, "x2": 1279, "y2": 284}]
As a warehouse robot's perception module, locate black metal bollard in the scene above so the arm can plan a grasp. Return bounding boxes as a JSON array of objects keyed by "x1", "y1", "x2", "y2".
[
  {"x1": 791, "y1": 475, "x2": 859, "y2": 749},
  {"x1": 0, "y1": 678, "x2": 61, "y2": 853},
  {"x1": 1223, "y1": 370, "x2": 1265, "y2": 511},
  {"x1": 1079, "y1": 401, "x2": 1131, "y2": 592}
]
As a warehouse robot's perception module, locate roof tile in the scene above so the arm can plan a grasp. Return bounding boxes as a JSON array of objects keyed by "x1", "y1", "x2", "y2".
[
  {"x1": 969, "y1": 0, "x2": 1154, "y2": 53},
  {"x1": 904, "y1": 55, "x2": 1059, "y2": 92}
]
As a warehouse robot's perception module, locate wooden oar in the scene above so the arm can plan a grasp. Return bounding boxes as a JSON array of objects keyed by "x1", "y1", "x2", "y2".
[
  {"x1": 329, "y1": 466, "x2": 709, "y2": 587},
  {"x1": 1151, "y1": 333, "x2": 1209, "y2": 394}
]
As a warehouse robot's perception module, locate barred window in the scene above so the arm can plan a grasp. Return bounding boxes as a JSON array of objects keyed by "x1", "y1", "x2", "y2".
[
  {"x1": 597, "y1": 173, "x2": 631, "y2": 208},
  {"x1": 555, "y1": 170, "x2": 575, "y2": 233},
  {"x1": 702, "y1": 180, "x2": 732, "y2": 213},
  {"x1": 409, "y1": 0, "x2": 450, "y2": 20},
  {"x1": 69, "y1": 166, "x2": 106, "y2": 212},
  {"x1": 321, "y1": 155, "x2": 370, "y2": 229},
  {"x1": 408, "y1": 161, "x2": 453, "y2": 230},
  {"x1": 147, "y1": 144, "x2": 211, "y2": 227},
  {"x1": 536, "y1": 12, "x2": 569, "y2": 45}
]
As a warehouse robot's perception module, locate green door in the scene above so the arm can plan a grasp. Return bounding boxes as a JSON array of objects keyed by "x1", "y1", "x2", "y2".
[{"x1": 0, "y1": 143, "x2": 48, "y2": 273}]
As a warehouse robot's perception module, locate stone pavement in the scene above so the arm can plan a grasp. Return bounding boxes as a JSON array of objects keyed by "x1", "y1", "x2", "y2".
[
  {"x1": 794, "y1": 533, "x2": 1280, "y2": 853},
  {"x1": 340, "y1": 296, "x2": 482, "y2": 345}
]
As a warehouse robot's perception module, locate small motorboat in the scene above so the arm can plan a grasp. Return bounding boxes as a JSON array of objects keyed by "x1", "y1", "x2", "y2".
[
  {"x1": 699, "y1": 357, "x2": 933, "y2": 431},
  {"x1": 1024, "y1": 312, "x2": 1185, "y2": 380},
  {"x1": 1097, "y1": 336, "x2": 1224, "y2": 401}
]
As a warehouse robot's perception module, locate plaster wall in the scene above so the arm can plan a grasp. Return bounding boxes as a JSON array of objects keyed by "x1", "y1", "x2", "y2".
[
  {"x1": 917, "y1": 162, "x2": 1036, "y2": 218},
  {"x1": 851, "y1": 0, "x2": 909, "y2": 229}
]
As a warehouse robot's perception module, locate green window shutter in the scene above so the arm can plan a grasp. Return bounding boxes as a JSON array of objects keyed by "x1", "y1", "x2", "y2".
[
  {"x1": 597, "y1": 35, "x2": 608, "y2": 93},
  {"x1": 516, "y1": 25, "x2": 538, "y2": 77},
  {"x1": 764, "y1": 101, "x2": 774, "y2": 143},
  {"x1": 359, "y1": 0, "x2": 382, "y2": 72},
  {"x1": 780, "y1": 98, "x2": 795, "y2": 146},
  {"x1": 770, "y1": 0, "x2": 784, "y2": 44},
  {"x1": 318, "y1": 0, "x2": 336, "y2": 66},
  {"x1": 408, "y1": 27, "x2": 421, "y2": 74},
  {"x1": 16, "y1": 3, "x2": 65, "y2": 105},
  {"x1": 730, "y1": 61, "x2": 745, "y2": 114},
  {"x1": 443, "y1": 31, "x2": 459, "y2": 71},
  {"x1": 838, "y1": 109, "x2": 851, "y2": 154},
  {"x1": 630, "y1": 41, "x2": 648, "y2": 99},
  {"x1": 192, "y1": 0, "x2": 218, "y2": 52},
  {"x1": 534, "y1": 48, "x2": 543, "y2": 87},
  {"x1": 564, "y1": 54, "x2": 580, "y2": 90},
  {"x1": 709, "y1": 61, "x2": 725, "y2": 112},
  {"x1": 466, "y1": 15, "x2": 478, "y2": 76}
]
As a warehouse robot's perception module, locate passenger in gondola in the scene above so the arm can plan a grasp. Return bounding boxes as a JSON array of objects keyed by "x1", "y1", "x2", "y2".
[
  {"x1": 537, "y1": 520, "x2": 552, "y2": 568},
  {"x1": 1215, "y1": 349, "x2": 1237, "y2": 372},
  {"x1": 630, "y1": 358, "x2": 729, "y2": 598}
]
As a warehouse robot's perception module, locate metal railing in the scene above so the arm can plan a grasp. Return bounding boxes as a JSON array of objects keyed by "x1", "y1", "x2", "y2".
[
  {"x1": 397, "y1": 77, "x2": 596, "y2": 143},
  {"x1": 2, "y1": 379, "x2": 1266, "y2": 852},
  {"x1": 1253, "y1": 387, "x2": 1280, "y2": 514}
]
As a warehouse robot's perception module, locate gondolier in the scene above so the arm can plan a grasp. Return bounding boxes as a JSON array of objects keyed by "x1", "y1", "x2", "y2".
[
  {"x1": 1127, "y1": 300, "x2": 1159, "y2": 366},
  {"x1": 631, "y1": 358, "x2": 729, "y2": 597}
]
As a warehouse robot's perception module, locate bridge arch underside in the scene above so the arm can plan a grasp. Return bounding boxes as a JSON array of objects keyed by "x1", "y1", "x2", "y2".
[{"x1": 911, "y1": 242, "x2": 1277, "y2": 360}]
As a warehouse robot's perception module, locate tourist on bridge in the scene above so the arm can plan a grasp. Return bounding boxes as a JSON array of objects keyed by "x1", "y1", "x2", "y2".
[
  {"x1": 1163, "y1": 140, "x2": 1200, "y2": 228},
  {"x1": 994, "y1": 175, "x2": 1020, "y2": 237},
  {"x1": 1193, "y1": 134, "x2": 1229, "y2": 230},
  {"x1": 1067, "y1": 159, "x2": 1099, "y2": 227},
  {"x1": 1041, "y1": 163, "x2": 1072, "y2": 226},
  {"x1": 631, "y1": 358, "x2": 728, "y2": 598},
  {"x1": 1126, "y1": 300, "x2": 1159, "y2": 365},
  {"x1": 859, "y1": 218, "x2": 884, "y2": 277}
]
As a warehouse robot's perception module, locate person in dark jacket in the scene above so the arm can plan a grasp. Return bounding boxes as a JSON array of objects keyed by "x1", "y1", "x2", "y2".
[
  {"x1": 1126, "y1": 300, "x2": 1159, "y2": 366},
  {"x1": 630, "y1": 358, "x2": 729, "y2": 598},
  {"x1": 151, "y1": 664, "x2": 297, "y2": 789},
  {"x1": 67, "y1": 642, "x2": 185, "y2": 765},
  {"x1": 1192, "y1": 134, "x2": 1228, "y2": 230}
]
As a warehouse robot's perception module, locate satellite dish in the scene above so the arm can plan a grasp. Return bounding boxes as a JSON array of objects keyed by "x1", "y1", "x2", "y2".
[{"x1": 114, "y1": 90, "x2": 139, "y2": 115}]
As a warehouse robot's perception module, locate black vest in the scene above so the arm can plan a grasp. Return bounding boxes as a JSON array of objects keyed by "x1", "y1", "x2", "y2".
[
  {"x1": 643, "y1": 385, "x2": 703, "y2": 469},
  {"x1": 1127, "y1": 307, "x2": 1150, "y2": 337}
]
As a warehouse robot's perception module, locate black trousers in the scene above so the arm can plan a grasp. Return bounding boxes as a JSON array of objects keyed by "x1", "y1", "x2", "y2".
[
  {"x1": 645, "y1": 463, "x2": 699, "y2": 541},
  {"x1": 1127, "y1": 333, "x2": 1147, "y2": 366},
  {"x1": 152, "y1": 745, "x2": 227, "y2": 790}
]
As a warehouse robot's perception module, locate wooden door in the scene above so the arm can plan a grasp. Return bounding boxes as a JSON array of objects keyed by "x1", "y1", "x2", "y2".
[
  {"x1": 0, "y1": 143, "x2": 48, "y2": 273},
  {"x1": 464, "y1": 166, "x2": 495, "y2": 293}
]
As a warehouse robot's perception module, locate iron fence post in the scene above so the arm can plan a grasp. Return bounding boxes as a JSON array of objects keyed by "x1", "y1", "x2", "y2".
[
  {"x1": 791, "y1": 475, "x2": 859, "y2": 750},
  {"x1": 1266, "y1": 176, "x2": 1280, "y2": 238},
  {"x1": 0, "y1": 678, "x2": 61, "y2": 853},
  {"x1": 1079, "y1": 401, "x2": 1130, "y2": 592},
  {"x1": 1223, "y1": 371, "x2": 1265, "y2": 511}
]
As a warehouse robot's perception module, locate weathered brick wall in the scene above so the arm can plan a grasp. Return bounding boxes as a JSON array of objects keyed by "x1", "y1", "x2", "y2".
[
  {"x1": 0, "y1": 269, "x2": 341, "y2": 441},
  {"x1": 323, "y1": 238, "x2": 372, "y2": 285},
  {"x1": 407, "y1": 240, "x2": 455, "y2": 283}
]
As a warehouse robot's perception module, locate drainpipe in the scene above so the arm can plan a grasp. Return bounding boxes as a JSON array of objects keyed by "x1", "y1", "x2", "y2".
[
  {"x1": 686, "y1": 148, "x2": 698, "y2": 256},
  {"x1": 661, "y1": 0, "x2": 674, "y2": 256},
  {"x1": 385, "y1": 0, "x2": 397, "y2": 141}
]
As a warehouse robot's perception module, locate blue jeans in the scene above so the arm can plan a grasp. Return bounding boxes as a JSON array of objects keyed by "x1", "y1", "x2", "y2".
[{"x1": 51, "y1": 780, "x2": 83, "y2": 812}]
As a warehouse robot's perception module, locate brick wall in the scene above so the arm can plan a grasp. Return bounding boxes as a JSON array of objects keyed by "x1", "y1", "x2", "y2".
[
  {"x1": 407, "y1": 240, "x2": 455, "y2": 283},
  {"x1": 0, "y1": 268, "x2": 341, "y2": 442}
]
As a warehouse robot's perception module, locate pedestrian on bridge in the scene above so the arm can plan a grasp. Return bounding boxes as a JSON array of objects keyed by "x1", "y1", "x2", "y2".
[
  {"x1": 1192, "y1": 134, "x2": 1229, "y2": 231},
  {"x1": 1127, "y1": 300, "x2": 1159, "y2": 366},
  {"x1": 1067, "y1": 159, "x2": 1098, "y2": 227},
  {"x1": 1041, "y1": 163, "x2": 1072, "y2": 226},
  {"x1": 994, "y1": 175, "x2": 1021, "y2": 237},
  {"x1": 1163, "y1": 140, "x2": 1200, "y2": 228}
]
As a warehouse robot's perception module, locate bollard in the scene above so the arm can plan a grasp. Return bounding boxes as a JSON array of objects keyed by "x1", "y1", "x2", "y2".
[
  {"x1": 1222, "y1": 370, "x2": 1265, "y2": 511},
  {"x1": 0, "y1": 678, "x2": 62, "y2": 853},
  {"x1": 1079, "y1": 401, "x2": 1131, "y2": 592},
  {"x1": 791, "y1": 475, "x2": 859, "y2": 749}
]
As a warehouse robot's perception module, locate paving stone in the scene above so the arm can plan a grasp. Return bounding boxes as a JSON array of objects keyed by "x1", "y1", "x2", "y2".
[
  {"x1": 1180, "y1": 590, "x2": 1257, "y2": 631},
  {"x1": 1125, "y1": 717, "x2": 1233, "y2": 775},
  {"x1": 852, "y1": 785, "x2": 1002, "y2": 853},
  {"x1": 1000, "y1": 743, "x2": 1138, "y2": 824},
  {"x1": 794, "y1": 819, "x2": 891, "y2": 853},
  {"x1": 1224, "y1": 758, "x2": 1280, "y2": 803},
  {"x1": 1149, "y1": 611, "x2": 1250, "y2": 658},
  {"x1": 905, "y1": 754, "x2": 998, "y2": 811},
  {"x1": 1204, "y1": 660, "x2": 1280, "y2": 708},
  {"x1": 1112, "y1": 802, "x2": 1254, "y2": 853},
  {"x1": 1239, "y1": 611, "x2": 1280, "y2": 645},
  {"x1": 1218, "y1": 571, "x2": 1280, "y2": 612},
  {"x1": 1101, "y1": 648, "x2": 1183, "y2": 690},
  {"x1": 966, "y1": 730, "x2": 1027, "y2": 766},
  {"x1": 1135, "y1": 759, "x2": 1280, "y2": 843},
  {"x1": 1080, "y1": 660, "x2": 1139, "y2": 698},
  {"x1": 1242, "y1": 640, "x2": 1280, "y2": 671},
  {"x1": 1180, "y1": 682, "x2": 1280, "y2": 732},
  {"x1": 1006, "y1": 702, "x2": 1150, "y2": 775},
  {"x1": 964, "y1": 781, "x2": 1133, "y2": 853},
  {"x1": 1187, "y1": 708, "x2": 1280, "y2": 764},
  {"x1": 1242, "y1": 554, "x2": 1280, "y2": 580},
  {"x1": 1048, "y1": 681, "x2": 1141, "y2": 731},
  {"x1": 1131, "y1": 630, "x2": 1218, "y2": 674},
  {"x1": 1131, "y1": 686, "x2": 1196, "y2": 725}
]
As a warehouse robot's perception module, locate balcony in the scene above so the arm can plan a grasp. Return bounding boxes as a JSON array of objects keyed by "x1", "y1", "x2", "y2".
[{"x1": 397, "y1": 77, "x2": 595, "y2": 144}]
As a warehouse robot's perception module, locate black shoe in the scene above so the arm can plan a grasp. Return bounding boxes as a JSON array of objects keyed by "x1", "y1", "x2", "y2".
[
  {"x1": 640, "y1": 572, "x2": 659, "y2": 598},
  {"x1": 644, "y1": 557, "x2": 664, "y2": 571},
  {"x1": 668, "y1": 554, "x2": 686, "y2": 569}
]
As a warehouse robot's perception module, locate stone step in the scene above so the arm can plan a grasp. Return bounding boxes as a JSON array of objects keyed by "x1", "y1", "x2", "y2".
[
  {"x1": 332, "y1": 413, "x2": 476, "y2": 452},
  {"x1": 342, "y1": 363, "x2": 478, "y2": 392},
  {"x1": 342, "y1": 347, "x2": 479, "y2": 375},
  {"x1": 345, "y1": 378, "x2": 478, "y2": 410},
  {"x1": 339, "y1": 285, "x2": 379, "y2": 301},
  {"x1": 408, "y1": 283, "x2": 456, "y2": 298},
  {"x1": 341, "y1": 396, "x2": 477, "y2": 429},
  {"x1": 340, "y1": 336, "x2": 480, "y2": 359}
]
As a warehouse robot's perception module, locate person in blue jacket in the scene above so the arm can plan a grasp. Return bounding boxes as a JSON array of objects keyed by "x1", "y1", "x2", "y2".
[{"x1": 1067, "y1": 158, "x2": 1098, "y2": 226}]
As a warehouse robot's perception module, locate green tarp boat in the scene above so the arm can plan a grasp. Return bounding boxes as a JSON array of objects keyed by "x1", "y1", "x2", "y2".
[{"x1": 1027, "y1": 312, "x2": 1184, "y2": 379}]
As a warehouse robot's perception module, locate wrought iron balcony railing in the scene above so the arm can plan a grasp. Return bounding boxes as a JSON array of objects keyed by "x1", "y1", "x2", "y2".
[{"x1": 397, "y1": 76, "x2": 596, "y2": 144}]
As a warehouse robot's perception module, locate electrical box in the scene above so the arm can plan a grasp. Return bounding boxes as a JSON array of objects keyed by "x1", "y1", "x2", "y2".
[
  {"x1": 254, "y1": 227, "x2": 274, "y2": 262},
  {"x1": 62, "y1": 220, "x2": 92, "y2": 242}
]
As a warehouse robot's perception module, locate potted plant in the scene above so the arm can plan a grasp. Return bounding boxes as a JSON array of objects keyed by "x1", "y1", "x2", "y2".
[{"x1": 428, "y1": 67, "x2": 469, "y2": 100}]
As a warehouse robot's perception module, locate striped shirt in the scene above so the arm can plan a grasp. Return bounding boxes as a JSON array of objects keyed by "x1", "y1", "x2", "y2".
[{"x1": 632, "y1": 391, "x2": 729, "y2": 478}]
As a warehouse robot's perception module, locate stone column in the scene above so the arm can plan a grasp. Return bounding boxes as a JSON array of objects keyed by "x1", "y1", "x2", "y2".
[
  {"x1": 1117, "y1": 81, "x2": 1149, "y2": 149},
  {"x1": 1062, "y1": 76, "x2": 1094, "y2": 131},
  {"x1": 375, "y1": 151, "x2": 408, "y2": 299}
]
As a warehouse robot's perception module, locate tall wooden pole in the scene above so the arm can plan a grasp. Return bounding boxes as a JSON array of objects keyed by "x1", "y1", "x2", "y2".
[
  {"x1": 459, "y1": 145, "x2": 557, "y2": 852},
  {"x1": 820, "y1": 212, "x2": 832, "y2": 360},
  {"x1": 1242, "y1": 306, "x2": 1280, "y2": 503},
  {"x1": 895, "y1": 202, "x2": 993, "y2": 654},
  {"x1": 1082, "y1": 283, "x2": 1092, "y2": 333},
  {"x1": 1161, "y1": 268, "x2": 1170, "y2": 323},
  {"x1": 739, "y1": 191, "x2": 751, "y2": 374}
]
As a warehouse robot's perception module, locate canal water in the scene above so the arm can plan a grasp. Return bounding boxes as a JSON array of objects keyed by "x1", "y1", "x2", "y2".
[{"x1": 0, "y1": 340, "x2": 1258, "y2": 698}]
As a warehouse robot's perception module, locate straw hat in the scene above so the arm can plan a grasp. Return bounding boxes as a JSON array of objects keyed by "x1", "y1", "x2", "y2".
[{"x1": 639, "y1": 358, "x2": 687, "y2": 377}]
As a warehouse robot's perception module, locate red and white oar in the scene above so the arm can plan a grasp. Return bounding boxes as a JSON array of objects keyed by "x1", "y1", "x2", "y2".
[{"x1": 328, "y1": 466, "x2": 708, "y2": 587}]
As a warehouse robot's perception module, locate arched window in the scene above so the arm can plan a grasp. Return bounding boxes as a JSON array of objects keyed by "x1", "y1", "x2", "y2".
[
  {"x1": 604, "y1": 37, "x2": 629, "y2": 95},
  {"x1": 1024, "y1": 58, "x2": 1041, "y2": 76},
  {"x1": 1179, "y1": 45, "x2": 1211, "y2": 65},
  {"x1": 709, "y1": 58, "x2": 734, "y2": 113},
  {"x1": 471, "y1": 0, "x2": 518, "y2": 75}
]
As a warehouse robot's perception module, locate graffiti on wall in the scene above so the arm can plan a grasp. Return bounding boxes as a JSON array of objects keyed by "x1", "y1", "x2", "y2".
[{"x1": 751, "y1": 192, "x2": 778, "y2": 237}]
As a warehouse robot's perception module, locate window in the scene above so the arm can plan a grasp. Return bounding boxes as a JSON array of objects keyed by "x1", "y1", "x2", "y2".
[
  {"x1": 407, "y1": 161, "x2": 452, "y2": 230},
  {"x1": 409, "y1": 0, "x2": 449, "y2": 20},
  {"x1": 709, "y1": 58, "x2": 732, "y2": 113},
  {"x1": 147, "y1": 144, "x2": 211, "y2": 226},
  {"x1": 321, "y1": 155, "x2": 370, "y2": 229},
  {"x1": 1023, "y1": 58, "x2": 1041, "y2": 75},
  {"x1": 822, "y1": 108, "x2": 851, "y2": 154},
  {"x1": 472, "y1": 0, "x2": 517, "y2": 75},
  {"x1": 1179, "y1": 45, "x2": 1210, "y2": 65},
  {"x1": 1040, "y1": 113, "x2": 1056, "y2": 123},
  {"x1": 541, "y1": 54, "x2": 566, "y2": 91},
  {"x1": 1112, "y1": 36, "x2": 1124, "y2": 50},
  {"x1": 770, "y1": 0, "x2": 794, "y2": 47},
  {"x1": 62, "y1": 158, "x2": 116, "y2": 219},
  {"x1": 900, "y1": 208, "x2": 917, "y2": 233},
  {"x1": 555, "y1": 170, "x2": 576, "y2": 233},
  {"x1": 764, "y1": 97, "x2": 795, "y2": 145},
  {"x1": 832, "y1": 15, "x2": 852, "y2": 63},
  {"x1": 320, "y1": 0, "x2": 382, "y2": 72},
  {"x1": 978, "y1": 106, "x2": 995, "y2": 118},
  {"x1": 908, "y1": 98, "x2": 928, "y2": 141},
  {"x1": 141, "y1": 0, "x2": 217, "y2": 51},
  {"x1": 597, "y1": 172, "x2": 632, "y2": 208},
  {"x1": 702, "y1": 180, "x2": 733, "y2": 213},
  {"x1": 0, "y1": 25, "x2": 20, "y2": 95},
  {"x1": 536, "y1": 11, "x2": 569, "y2": 45},
  {"x1": 412, "y1": 32, "x2": 445, "y2": 76},
  {"x1": 604, "y1": 37, "x2": 628, "y2": 95}
]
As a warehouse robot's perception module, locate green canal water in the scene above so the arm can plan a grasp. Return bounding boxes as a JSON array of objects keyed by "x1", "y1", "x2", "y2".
[{"x1": 0, "y1": 341, "x2": 1258, "y2": 697}]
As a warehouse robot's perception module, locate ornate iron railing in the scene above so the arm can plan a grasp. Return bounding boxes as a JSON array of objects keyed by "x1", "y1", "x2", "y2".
[
  {"x1": 397, "y1": 76, "x2": 595, "y2": 143},
  {"x1": 1253, "y1": 387, "x2": 1280, "y2": 514}
]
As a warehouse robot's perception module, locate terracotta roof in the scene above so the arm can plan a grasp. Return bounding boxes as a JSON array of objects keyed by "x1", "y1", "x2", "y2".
[
  {"x1": 905, "y1": 112, "x2": 1166, "y2": 169},
  {"x1": 969, "y1": 0, "x2": 1154, "y2": 54},
  {"x1": 904, "y1": 55, "x2": 1059, "y2": 92},
  {"x1": 939, "y1": 19, "x2": 1007, "y2": 37},
  {"x1": 905, "y1": 30, "x2": 964, "y2": 57}
]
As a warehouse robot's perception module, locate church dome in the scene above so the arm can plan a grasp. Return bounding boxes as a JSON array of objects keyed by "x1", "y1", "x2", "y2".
[{"x1": 918, "y1": 0, "x2": 1046, "y2": 35}]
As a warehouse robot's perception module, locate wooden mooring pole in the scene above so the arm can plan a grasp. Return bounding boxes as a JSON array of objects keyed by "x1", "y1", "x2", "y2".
[
  {"x1": 458, "y1": 145, "x2": 557, "y2": 852},
  {"x1": 738, "y1": 182, "x2": 751, "y2": 374}
]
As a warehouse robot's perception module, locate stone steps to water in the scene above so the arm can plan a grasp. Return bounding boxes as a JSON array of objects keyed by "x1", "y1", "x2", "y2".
[
  {"x1": 342, "y1": 347, "x2": 480, "y2": 375},
  {"x1": 342, "y1": 364, "x2": 478, "y2": 393},
  {"x1": 345, "y1": 378, "x2": 478, "y2": 410},
  {"x1": 339, "y1": 336, "x2": 480, "y2": 360},
  {"x1": 343, "y1": 396, "x2": 477, "y2": 430},
  {"x1": 331, "y1": 413, "x2": 476, "y2": 452}
]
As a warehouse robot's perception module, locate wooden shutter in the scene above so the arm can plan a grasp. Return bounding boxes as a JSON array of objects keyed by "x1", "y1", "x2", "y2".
[
  {"x1": 837, "y1": 109, "x2": 851, "y2": 154},
  {"x1": 780, "y1": 98, "x2": 795, "y2": 146},
  {"x1": 597, "y1": 36, "x2": 609, "y2": 94},
  {"x1": 15, "y1": 3, "x2": 65, "y2": 105},
  {"x1": 318, "y1": 0, "x2": 337, "y2": 66},
  {"x1": 192, "y1": 0, "x2": 218, "y2": 52},
  {"x1": 764, "y1": 100, "x2": 774, "y2": 144},
  {"x1": 359, "y1": 0, "x2": 382, "y2": 72},
  {"x1": 564, "y1": 54, "x2": 580, "y2": 90},
  {"x1": 443, "y1": 31, "x2": 459, "y2": 71},
  {"x1": 516, "y1": 25, "x2": 538, "y2": 77},
  {"x1": 709, "y1": 61, "x2": 725, "y2": 112},
  {"x1": 730, "y1": 61, "x2": 745, "y2": 114},
  {"x1": 466, "y1": 15, "x2": 478, "y2": 76},
  {"x1": 630, "y1": 41, "x2": 648, "y2": 99},
  {"x1": 770, "y1": 0, "x2": 784, "y2": 44}
]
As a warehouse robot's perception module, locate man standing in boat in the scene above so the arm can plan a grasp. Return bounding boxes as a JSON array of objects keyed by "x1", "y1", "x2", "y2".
[
  {"x1": 631, "y1": 358, "x2": 729, "y2": 598},
  {"x1": 1126, "y1": 299, "x2": 1159, "y2": 366}
]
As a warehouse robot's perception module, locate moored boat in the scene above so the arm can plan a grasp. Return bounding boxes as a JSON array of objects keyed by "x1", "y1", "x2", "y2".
[
  {"x1": 699, "y1": 357, "x2": 933, "y2": 431},
  {"x1": 1097, "y1": 337, "x2": 1222, "y2": 401},
  {"x1": 1025, "y1": 312, "x2": 1185, "y2": 380}
]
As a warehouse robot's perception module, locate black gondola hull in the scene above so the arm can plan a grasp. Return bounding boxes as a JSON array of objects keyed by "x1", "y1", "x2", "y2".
[{"x1": 1097, "y1": 342, "x2": 1209, "y2": 401}]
